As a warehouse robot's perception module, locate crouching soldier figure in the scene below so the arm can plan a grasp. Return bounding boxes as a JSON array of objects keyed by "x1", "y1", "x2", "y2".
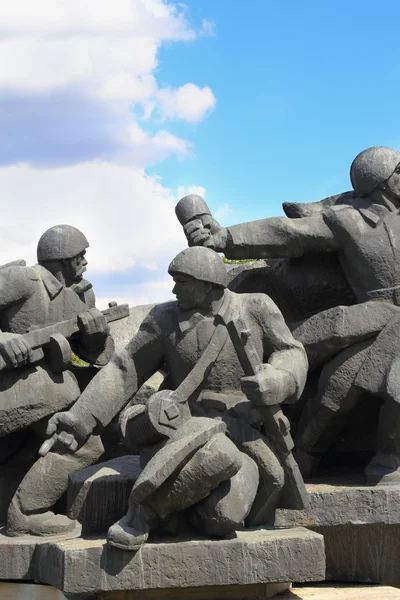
[
  {"x1": 43, "y1": 247, "x2": 308, "y2": 550},
  {"x1": 0, "y1": 225, "x2": 115, "y2": 537}
]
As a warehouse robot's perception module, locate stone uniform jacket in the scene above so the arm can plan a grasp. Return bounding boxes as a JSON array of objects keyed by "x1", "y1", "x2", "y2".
[
  {"x1": 0, "y1": 264, "x2": 110, "y2": 436},
  {"x1": 225, "y1": 198, "x2": 400, "y2": 304},
  {"x1": 71, "y1": 290, "x2": 308, "y2": 430}
]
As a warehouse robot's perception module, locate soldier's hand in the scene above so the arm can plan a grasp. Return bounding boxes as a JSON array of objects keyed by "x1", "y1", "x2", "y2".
[
  {"x1": 78, "y1": 308, "x2": 109, "y2": 339},
  {"x1": 183, "y1": 216, "x2": 228, "y2": 252},
  {"x1": 39, "y1": 411, "x2": 90, "y2": 456},
  {"x1": 241, "y1": 364, "x2": 283, "y2": 407},
  {"x1": 0, "y1": 334, "x2": 34, "y2": 369}
]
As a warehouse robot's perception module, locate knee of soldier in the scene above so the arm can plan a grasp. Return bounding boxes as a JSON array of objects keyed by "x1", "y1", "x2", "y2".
[
  {"x1": 191, "y1": 453, "x2": 259, "y2": 537},
  {"x1": 75, "y1": 434, "x2": 104, "y2": 465}
]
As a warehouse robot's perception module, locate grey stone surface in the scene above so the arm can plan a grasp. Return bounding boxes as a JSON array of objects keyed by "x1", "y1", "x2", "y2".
[
  {"x1": 68, "y1": 456, "x2": 142, "y2": 534},
  {"x1": 276, "y1": 479, "x2": 400, "y2": 582},
  {"x1": 146, "y1": 432, "x2": 243, "y2": 520},
  {"x1": 0, "y1": 526, "x2": 80, "y2": 581},
  {"x1": 192, "y1": 452, "x2": 259, "y2": 536},
  {"x1": 35, "y1": 527, "x2": 325, "y2": 594}
]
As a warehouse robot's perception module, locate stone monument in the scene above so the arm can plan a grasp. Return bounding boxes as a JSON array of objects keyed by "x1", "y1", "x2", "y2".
[{"x1": 4, "y1": 148, "x2": 400, "y2": 596}]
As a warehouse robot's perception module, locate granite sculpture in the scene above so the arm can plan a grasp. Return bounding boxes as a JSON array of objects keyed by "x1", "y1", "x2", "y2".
[
  {"x1": 41, "y1": 246, "x2": 309, "y2": 550},
  {"x1": 0, "y1": 225, "x2": 128, "y2": 537},
  {"x1": 180, "y1": 146, "x2": 400, "y2": 485}
]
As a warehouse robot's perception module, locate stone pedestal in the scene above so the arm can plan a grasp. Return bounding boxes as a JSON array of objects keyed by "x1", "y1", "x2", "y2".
[
  {"x1": 276, "y1": 477, "x2": 400, "y2": 583},
  {"x1": 0, "y1": 527, "x2": 324, "y2": 597}
]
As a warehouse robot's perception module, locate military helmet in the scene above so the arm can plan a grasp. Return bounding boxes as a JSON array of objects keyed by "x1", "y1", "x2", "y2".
[
  {"x1": 37, "y1": 225, "x2": 89, "y2": 262},
  {"x1": 168, "y1": 246, "x2": 228, "y2": 288},
  {"x1": 350, "y1": 146, "x2": 400, "y2": 197}
]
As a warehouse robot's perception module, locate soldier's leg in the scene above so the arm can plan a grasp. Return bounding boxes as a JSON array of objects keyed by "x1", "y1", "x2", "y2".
[
  {"x1": 364, "y1": 355, "x2": 400, "y2": 484},
  {"x1": 7, "y1": 434, "x2": 104, "y2": 536},
  {"x1": 190, "y1": 452, "x2": 259, "y2": 536},
  {"x1": 223, "y1": 416, "x2": 284, "y2": 526},
  {"x1": 294, "y1": 340, "x2": 372, "y2": 477},
  {"x1": 107, "y1": 432, "x2": 243, "y2": 550}
]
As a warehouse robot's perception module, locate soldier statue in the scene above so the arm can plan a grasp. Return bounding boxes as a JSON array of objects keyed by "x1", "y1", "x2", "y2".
[
  {"x1": 0, "y1": 225, "x2": 114, "y2": 537},
  {"x1": 181, "y1": 146, "x2": 400, "y2": 484},
  {"x1": 42, "y1": 247, "x2": 308, "y2": 550}
]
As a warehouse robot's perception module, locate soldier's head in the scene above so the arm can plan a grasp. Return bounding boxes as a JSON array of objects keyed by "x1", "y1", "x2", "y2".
[
  {"x1": 37, "y1": 224, "x2": 89, "y2": 285},
  {"x1": 168, "y1": 247, "x2": 227, "y2": 311},
  {"x1": 350, "y1": 146, "x2": 400, "y2": 201}
]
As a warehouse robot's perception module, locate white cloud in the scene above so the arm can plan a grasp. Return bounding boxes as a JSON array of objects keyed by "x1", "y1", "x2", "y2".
[
  {"x1": 0, "y1": 0, "x2": 216, "y2": 167},
  {"x1": 96, "y1": 277, "x2": 174, "y2": 309},
  {"x1": 0, "y1": 162, "x2": 187, "y2": 273},
  {"x1": 157, "y1": 83, "x2": 216, "y2": 124},
  {"x1": 177, "y1": 185, "x2": 206, "y2": 200}
]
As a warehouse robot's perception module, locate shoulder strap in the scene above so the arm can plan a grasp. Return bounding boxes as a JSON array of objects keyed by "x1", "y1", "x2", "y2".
[{"x1": 171, "y1": 293, "x2": 231, "y2": 405}]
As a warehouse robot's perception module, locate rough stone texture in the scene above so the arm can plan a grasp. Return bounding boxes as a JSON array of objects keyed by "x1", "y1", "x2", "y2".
[
  {"x1": 146, "y1": 432, "x2": 243, "y2": 520},
  {"x1": 108, "y1": 304, "x2": 155, "y2": 354},
  {"x1": 131, "y1": 418, "x2": 226, "y2": 504},
  {"x1": 0, "y1": 581, "x2": 290, "y2": 600},
  {"x1": 276, "y1": 479, "x2": 400, "y2": 582},
  {"x1": 0, "y1": 526, "x2": 80, "y2": 581},
  {"x1": 35, "y1": 527, "x2": 325, "y2": 595},
  {"x1": 191, "y1": 452, "x2": 259, "y2": 536},
  {"x1": 68, "y1": 456, "x2": 142, "y2": 534}
]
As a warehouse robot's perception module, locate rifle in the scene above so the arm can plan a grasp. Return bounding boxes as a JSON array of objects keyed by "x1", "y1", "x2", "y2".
[
  {"x1": 218, "y1": 309, "x2": 308, "y2": 511},
  {"x1": 0, "y1": 302, "x2": 129, "y2": 372}
]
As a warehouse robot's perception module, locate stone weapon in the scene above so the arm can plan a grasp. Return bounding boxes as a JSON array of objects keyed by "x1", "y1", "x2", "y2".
[
  {"x1": 218, "y1": 309, "x2": 309, "y2": 510},
  {"x1": 0, "y1": 302, "x2": 130, "y2": 373}
]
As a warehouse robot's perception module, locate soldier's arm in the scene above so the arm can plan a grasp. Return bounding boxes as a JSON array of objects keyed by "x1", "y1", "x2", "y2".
[
  {"x1": 68, "y1": 307, "x2": 166, "y2": 430},
  {"x1": 242, "y1": 295, "x2": 308, "y2": 406},
  {"x1": 224, "y1": 213, "x2": 338, "y2": 260}
]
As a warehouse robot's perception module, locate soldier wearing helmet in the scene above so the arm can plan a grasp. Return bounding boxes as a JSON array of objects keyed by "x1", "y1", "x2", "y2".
[
  {"x1": 43, "y1": 246, "x2": 307, "y2": 550},
  {"x1": 0, "y1": 225, "x2": 113, "y2": 538},
  {"x1": 181, "y1": 147, "x2": 400, "y2": 485}
]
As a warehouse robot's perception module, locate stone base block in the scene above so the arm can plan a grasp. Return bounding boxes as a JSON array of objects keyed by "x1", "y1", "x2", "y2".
[
  {"x1": 276, "y1": 478, "x2": 400, "y2": 583},
  {"x1": 0, "y1": 527, "x2": 80, "y2": 581},
  {"x1": 68, "y1": 456, "x2": 141, "y2": 534},
  {"x1": 281, "y1": 584, "x2": 400, "y2": 599},
  {"x1": 35, "y1": 527, "x2": 324, "y2": 596}
]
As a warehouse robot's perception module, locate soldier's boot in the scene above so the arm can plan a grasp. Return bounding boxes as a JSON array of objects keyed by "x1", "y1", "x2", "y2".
[
  {"x1": 6, "y1": 434, "x2": 104, "y2": 537},
  {"x1": 294, "y1": 341, "x2": 370, "y2": 478},
  {"x1": 107, "y1": 504, "x2": 149, "y2": 551},
  {"x1": 365, "y1": 397, "x2": 400, "y2": 485},
  {"x1": 107, "y1": 433, "x2": 243, "y2": 549}
]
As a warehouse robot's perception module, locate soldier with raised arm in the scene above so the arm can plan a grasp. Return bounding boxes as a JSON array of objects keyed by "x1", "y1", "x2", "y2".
[
  {"x1": 44, "y1": 247, "x2": 308, "y2": 550},
  {"x1": 181, "y1": 146, "x2": 400, "y2": 484},
  {"x1": 0, "y1": 225, "x2": 114, "y2": 537}
]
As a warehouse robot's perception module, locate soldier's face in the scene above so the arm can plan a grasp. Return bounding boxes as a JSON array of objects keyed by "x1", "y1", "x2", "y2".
[
  {"x1": 383, "y1": 164, "x2": 400, "y2": 200},
  {"x1": 63, "y1": 251, "x2": 88, "y2": 282},
  {"x1": 172, "y1": 274, "x2": 210, "y2": 310}
]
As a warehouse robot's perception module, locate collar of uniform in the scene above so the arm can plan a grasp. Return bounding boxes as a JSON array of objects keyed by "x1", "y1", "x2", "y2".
[
  {"x1": 356, "y1": 199, "x2": 390, "y2": 226},
  {"x1": 178, "y1": 310, "x2": 206, "y2": 334},
  {"x1": 33, "y1": 264, "x2": 63, "y2": 299}
]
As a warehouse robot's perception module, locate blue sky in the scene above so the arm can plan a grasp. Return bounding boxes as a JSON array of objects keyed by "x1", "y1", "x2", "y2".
[{"x1": 0, "y1": 1, "x2": 399, "y2": 305}]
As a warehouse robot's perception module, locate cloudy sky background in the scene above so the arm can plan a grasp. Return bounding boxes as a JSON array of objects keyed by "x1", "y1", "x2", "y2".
[{"x1": 1, "y1": 0, "x2": 400, "y2": 307}]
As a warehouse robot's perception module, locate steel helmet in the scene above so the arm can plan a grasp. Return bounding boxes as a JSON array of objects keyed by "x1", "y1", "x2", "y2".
[
  {"x1": 350, "y1": 146, "x2": 400, "y2": 197},
  {"x1": 168, "y1": 247, "x2": 228, "y2": 288},
  {"x1": 37, "y1": 225, "x2": 89, "y2": 262}
]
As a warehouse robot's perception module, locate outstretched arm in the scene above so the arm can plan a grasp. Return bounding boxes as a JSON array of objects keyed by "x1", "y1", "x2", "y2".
[
  {"x1": 42, "y1": 308, "x2": 166, "y2": 454},
  {"x1": 185, "y1": 213, "x2": 338, "y2": 260}
]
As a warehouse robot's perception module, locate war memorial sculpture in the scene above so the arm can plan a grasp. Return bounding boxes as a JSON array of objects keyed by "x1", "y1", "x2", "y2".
[{"x1": 0, "y1": 147, "x2": 400, "y2": 597}]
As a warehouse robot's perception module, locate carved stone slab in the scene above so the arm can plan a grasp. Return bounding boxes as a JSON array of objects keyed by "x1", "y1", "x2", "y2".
[
  {"x1": 276, "y1": 479, "x2": 400, "y2": 583},
  {"x1": 35, "y1": 527, "x2": 325, "y2": 595}
]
